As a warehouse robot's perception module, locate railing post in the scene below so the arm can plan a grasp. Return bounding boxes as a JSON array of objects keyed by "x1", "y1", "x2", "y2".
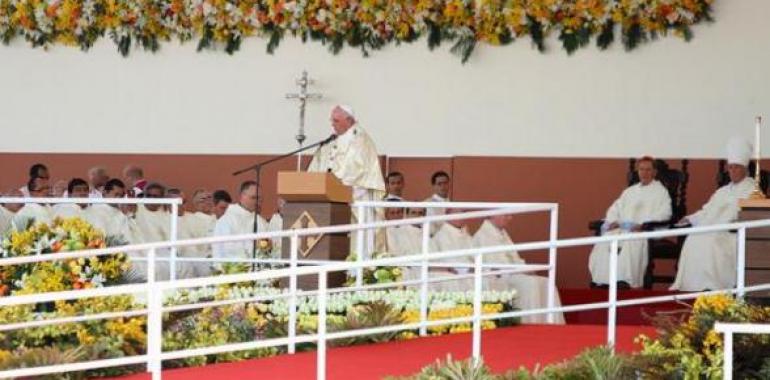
[
  {"x1": 419, "y1": 221, "x2": 431, "y2": 336},
  {"x1": 737, "y1": 227, "x2": 746, "y2": 299},
  {"x1": 169, "y1": 203, "x2": 178, "y2": 281},
  {"x1": 723, "y1": 330, "x2": 733, "y2": 380},
  {"x1": 316, "y1": 270, "x2": 328, "y2": 380},
  {"x1": 547, "y1": 205, "x2": 559, "y2": 324},
  {"x1": 145, "y1": 248, "x2": 162, "y2": 380},
  {"x1": 355, "y1": 205, "x2": 366, "y2": 288},
  {"x1": 607, "y1": 239, "x2": 619, "y2": 350},
  {"x1": 288, "y1": 234, "x2": 299, "y2": 354},
  {"x1": 472, "y1": 251, "x2": 483, "y2": 364}
]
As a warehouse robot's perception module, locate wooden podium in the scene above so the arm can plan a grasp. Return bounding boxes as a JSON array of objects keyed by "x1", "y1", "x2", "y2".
[
  {"x1": 738, "y1": 199, "x2": 770, "y2": 298},
  {"x1": 277, "y1": 172, "x2": 352, "y2": 289}
]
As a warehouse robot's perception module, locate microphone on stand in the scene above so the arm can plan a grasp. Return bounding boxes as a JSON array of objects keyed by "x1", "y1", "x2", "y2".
[{"x1": 320, "y1": 134, "x2": 338, "y2": 145}]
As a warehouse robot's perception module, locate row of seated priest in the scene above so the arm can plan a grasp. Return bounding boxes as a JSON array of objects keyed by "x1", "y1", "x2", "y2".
[{"x1": 0, "y1": 180, "x2": 566, "y2": 325}]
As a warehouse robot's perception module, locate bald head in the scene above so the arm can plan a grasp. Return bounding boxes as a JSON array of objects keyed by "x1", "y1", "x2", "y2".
[
  {"x1": 123, "y1": 164, "x2": 144, "y2": 184},
  {"x1": 88, "y1": 166, "x2": 109, "y2": 188}
]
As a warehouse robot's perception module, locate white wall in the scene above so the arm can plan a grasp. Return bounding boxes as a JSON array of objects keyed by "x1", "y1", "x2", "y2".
[{"x1": 0, "y1": 0, "x2": 768, "y2": 158}]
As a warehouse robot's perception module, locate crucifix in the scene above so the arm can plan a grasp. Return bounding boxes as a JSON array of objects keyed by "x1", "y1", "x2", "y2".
[{"x1": 286, "y1": 70, "x2": 323, "y2": 171}]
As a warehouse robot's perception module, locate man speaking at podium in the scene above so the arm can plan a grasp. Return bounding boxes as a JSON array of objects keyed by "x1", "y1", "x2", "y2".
[{"x1": 307, "y1": 105, "x2": 386, "y2": 206}]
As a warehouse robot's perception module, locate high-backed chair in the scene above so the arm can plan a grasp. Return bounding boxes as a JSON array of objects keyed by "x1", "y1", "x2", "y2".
[
  {"x1": 716, "y1": 160, "x2": 769, "y2": 193},
  {"x1": 589, "y1": 159, "x2": 689, "y2": 289}
]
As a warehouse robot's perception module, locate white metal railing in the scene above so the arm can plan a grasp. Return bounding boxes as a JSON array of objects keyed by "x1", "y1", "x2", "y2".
[
  {"x1": 715, "y1": 322, "x2": 770, "y2": 380},
  {"x1": 0, "y1": 201, "x2": 769, "y2": 379}
]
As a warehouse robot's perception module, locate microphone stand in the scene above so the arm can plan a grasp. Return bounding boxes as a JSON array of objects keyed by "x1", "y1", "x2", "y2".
[{"x1": 233, "y1": 135, "x2": 336, "y2": 272}]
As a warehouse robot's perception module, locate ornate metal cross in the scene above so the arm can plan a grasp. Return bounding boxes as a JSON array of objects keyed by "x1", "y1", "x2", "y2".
[{"x1": 285, "y1": 70, "x2": 323, "y2": 170}]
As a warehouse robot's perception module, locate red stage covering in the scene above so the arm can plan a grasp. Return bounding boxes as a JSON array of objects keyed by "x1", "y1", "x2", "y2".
[
  {"x1": 559, "y1": 288, "x2": 692, "y2": 325},
  {"x1": 107, "y1": 324, "x2": 655, "y2": 380}
]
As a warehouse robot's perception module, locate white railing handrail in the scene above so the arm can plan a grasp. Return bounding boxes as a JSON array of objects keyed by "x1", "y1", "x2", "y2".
[
  {"x1": 0, "y1": 205, "x2": 550, "y2": 267},
  {"x1": 715, "y1": 322, "x2": 770, "y2": 334},
  {"x1": 715, "y1": 322, "x2": 770, "y2": 380},
  {"x1": 354, "y1": 200, "x2": 555, "y2": 209},
  {"x1": 3, "y1": 215, "x2": 769, "y2": 270},
  {"x1": 0, "y1": 197, "x2": 182, "y2": 205}
]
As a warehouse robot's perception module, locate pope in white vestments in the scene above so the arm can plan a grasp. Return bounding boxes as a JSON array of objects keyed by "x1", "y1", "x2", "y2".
[
  {"x1": 588, "y1": 159, "x2": 672, "y2": 288},
  {"x1": 213, "y1": 182, "x2": 269, "y2": 270},
  {"x1": 307, "y1": 105, "x2": 386, "y2": 205},
  {"x1": 671, "y1": 138, "x2": 756, "y2": 291},
  {"x1": 307, "y1": 105, "x2": 386, "y2": 256},
  {"x1": 472, "y1": 217, "x2": 565, "y2": 324}
]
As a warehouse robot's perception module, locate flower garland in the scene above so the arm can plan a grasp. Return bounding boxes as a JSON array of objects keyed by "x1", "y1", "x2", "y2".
[{"x1": 0, "y1": 0, "x2": 715, "y2": 62}]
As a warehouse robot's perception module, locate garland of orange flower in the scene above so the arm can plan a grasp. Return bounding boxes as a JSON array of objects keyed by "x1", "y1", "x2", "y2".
[{"x1": 0, "y1": 0, "x2": 714, "y2": 62}]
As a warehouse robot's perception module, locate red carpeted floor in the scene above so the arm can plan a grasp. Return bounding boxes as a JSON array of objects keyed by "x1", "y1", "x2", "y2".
[
  {"x1": 108, "y1": 325, "x2": 656, "y2": 380},
  {"x1": 559, "y1": 288, "x2": 691, "y2": 325}
]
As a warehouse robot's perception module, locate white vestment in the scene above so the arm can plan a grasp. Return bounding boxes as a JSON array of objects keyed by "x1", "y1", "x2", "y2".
[
  {"x1": 84, "y1": 204, "x2": 134, "y2": 242},
  {"x1": 0, "y1": 206, "x2": 14, "y2": 236},
  {"x1": 134, "y1": 205, "x2": 172, "y2": 280},
  {"x1": 52, "y1": 204, "x2": 87, "y2": 219},
  {"x1": 671, "y1": 177, "x2": 756, "y2": 291},
  {"x1": 588, "y1": 180, "x2": 672, "y2": 288},
  {"x1": 424, "y1": 194, "x2": 449, "y2": 235},
  {"x1": 89, "y1": 188, "x2": 103, "y2": 198},
  {"x1": 307, "y1": 125, "x2": 386, "y2": 203},
  {"x1": 174, "y1": 213, "x2": 213, "y2": 279},
  {"x1": 472, "y1": 220, "x2": 565, "y2": 324},
  {"x1": 307, "y1": 125, "x2": 386, "y2": 255},
  {"x1": 13, "y1": 203, "x2": 52, "y2": 230},
  {"x1": 213, "y1": 204, "x2": 268, "y2": 265},
  {"x1": 430, "y1": 223, "x2": 476, "y2": 292},
  {"x1": 386, "y1": 225, "x2": 437, "y2": 281},
  {"x1": 268, "y1": 213, "x2": 284, "y2": 257}
]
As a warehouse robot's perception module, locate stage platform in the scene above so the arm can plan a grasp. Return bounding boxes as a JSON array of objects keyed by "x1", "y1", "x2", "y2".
[{"x1": 107, "y1": 324, "x2": 656, "y2": 380}]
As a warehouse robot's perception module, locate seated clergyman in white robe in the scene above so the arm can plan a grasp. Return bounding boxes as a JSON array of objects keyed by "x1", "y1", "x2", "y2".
[
  {"x1": 588, "y1": 158, "x2": 672, "y2": 288},
  {"x1": 166, "y1": 188, "x2": 216, "y2": 279},
  {"x1": 430, "y1": 219, "x2": 476, "y2": 292},
  {"x1": 85, "y1": 203, "x2": 133, "y2": 241},
  {"x1": 0, "y1": 204, "x2": 15, "y2": 236},
  {"x1": 134, "y1": 188, "x2": 172, "y2": 280},
  {"x1": 213, "y1": 181, "x2": 269, "y2": 270},
  {"x1": 672, "y1": 138, "x2": 756, "y2": 291},
  {"x1": 472, "y1": 217, "x2": 565, "y2": 325},
  {"x1": 14, "y1": 203, "x2": 53, "y2": 230},
  {"x1": 52, "y1": 179, "x2": 92, "y2": 220},
  {"x1": 384, "y1": 206, "x2": 437, "y2": 282},
  {"x1": 13, "y1": 178, "x2": 53, "y2": 230}
]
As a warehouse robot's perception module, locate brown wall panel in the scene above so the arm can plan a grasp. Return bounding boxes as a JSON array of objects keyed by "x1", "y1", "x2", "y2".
[{"x1": 0, "y1": 153, "x2": 725, "y2": 288}]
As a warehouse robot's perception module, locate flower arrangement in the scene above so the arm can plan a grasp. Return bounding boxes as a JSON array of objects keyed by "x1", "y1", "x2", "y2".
[
  {"x1": 0, "y1": 0, "x2": 715, "y2": 62},
  {"x1": 0, "y1": 217, "x2": 130, "y2": 296},
  {"x1": 164, "y1": 285, "x2": 518, "y2": 360},
  {"x1": 344, "y1": 251, "x2": 403, "y2": 286}
]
